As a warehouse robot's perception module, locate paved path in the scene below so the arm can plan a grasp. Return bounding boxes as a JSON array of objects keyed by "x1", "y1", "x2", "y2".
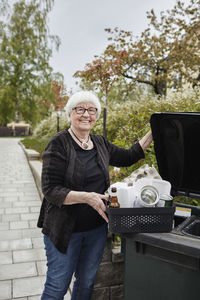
[{"x1": 0, "y1": 138, "x2": 71, "y2": 300}]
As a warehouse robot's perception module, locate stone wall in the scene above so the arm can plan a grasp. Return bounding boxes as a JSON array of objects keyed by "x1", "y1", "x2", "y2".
[{"x1": 92, "y1": 234, "x2": 124, "y2": 300}]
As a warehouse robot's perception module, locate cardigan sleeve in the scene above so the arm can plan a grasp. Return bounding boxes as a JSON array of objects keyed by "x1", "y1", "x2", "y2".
[
  {"x1": 105, "y1": 139, "x2": 145, "y2": 167},
  {"x1": 41, "y1": 137, "x2": 71, "y2": 208}
]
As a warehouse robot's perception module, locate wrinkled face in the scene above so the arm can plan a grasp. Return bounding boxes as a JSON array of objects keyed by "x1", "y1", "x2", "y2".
[{"x1": 69, "y1": 102, "x2": 97, "y2": 133}]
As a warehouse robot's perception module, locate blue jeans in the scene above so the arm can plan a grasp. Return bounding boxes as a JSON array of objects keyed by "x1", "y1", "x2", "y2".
[{"x1": 41, "y1": 224, "x2": 107, "y2": 300}]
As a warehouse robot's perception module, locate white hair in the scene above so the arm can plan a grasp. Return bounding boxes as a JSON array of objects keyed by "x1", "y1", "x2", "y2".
[{"x1": 64, "y1": 91, "x2": 101, "y2": 121}]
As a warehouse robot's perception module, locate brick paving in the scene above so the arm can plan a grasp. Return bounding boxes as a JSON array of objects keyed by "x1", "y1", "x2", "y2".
[{"x1": 0, "y1": 138, "x2": 71, "y2": 300}]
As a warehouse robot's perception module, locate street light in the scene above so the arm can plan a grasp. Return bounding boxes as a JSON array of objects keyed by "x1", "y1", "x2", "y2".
[{"x1": 56, "y1": 109, "x2": 63, "y2": 132}]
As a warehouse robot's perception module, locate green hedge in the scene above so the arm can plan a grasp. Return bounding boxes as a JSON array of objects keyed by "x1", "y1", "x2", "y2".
[{"x1": 21, "y1": 86, "x2": 200, "y2": 205}]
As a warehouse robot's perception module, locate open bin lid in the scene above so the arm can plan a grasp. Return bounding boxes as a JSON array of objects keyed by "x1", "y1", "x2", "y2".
[{"x1": 150, "y1": 112, "x2": 200, "y2": 199}]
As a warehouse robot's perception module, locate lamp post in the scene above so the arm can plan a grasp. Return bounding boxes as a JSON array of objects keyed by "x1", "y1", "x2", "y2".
[{"x1": 56, "y1": 109, "x2": 63, "y2": 132}]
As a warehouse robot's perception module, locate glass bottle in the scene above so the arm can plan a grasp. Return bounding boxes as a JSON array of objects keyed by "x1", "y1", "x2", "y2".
[{"x1": 109, "y1": 187, "x2": 120, "y2": 208}]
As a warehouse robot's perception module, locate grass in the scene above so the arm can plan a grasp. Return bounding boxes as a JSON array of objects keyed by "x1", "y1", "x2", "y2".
[
  {"x1": 174, "y1": 196, "x2": 200, "y2": 207},
  {"x1": 0, "y1": 136, "x2": 24, "y2": 138},
  {"x1": 21, "y1": 137, "x2": 48, "y2": 158}
]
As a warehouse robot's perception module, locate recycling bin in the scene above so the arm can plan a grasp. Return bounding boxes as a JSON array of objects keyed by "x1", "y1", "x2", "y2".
[
  {"x1": 121, "y1": 112, "x2": 200, "y2": 300},
  {"x1": 122, "y1": 226, "x2": 200, "y2": 300}
]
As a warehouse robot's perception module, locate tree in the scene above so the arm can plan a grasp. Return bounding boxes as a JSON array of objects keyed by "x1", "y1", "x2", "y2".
[
  {"x1": 74, "y1": 56, "x2": 120, "y2": 137},
  {"x1": 74, "y1": 0, "x2": 200, "y2": 101},
  {"x1": 103, "y1": 0, "x2": 200, "y2": 96},
  {"x1": 33, "y1": 75, "x2": 71, "y2": 127},
  {"x1": 0, "y1": 0, "x2": 60, "y2": 126},
  {"x1": 52, "y1": 80, "x2": 70, "y2": 111},
  {"x1": 147, "y1": 0, "x2": 200, "y2": 88}
]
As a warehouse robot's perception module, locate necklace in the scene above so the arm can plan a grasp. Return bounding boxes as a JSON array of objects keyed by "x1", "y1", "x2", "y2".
[{"x1": 70, "y1": 128, "x2": 90, "y2": 149}]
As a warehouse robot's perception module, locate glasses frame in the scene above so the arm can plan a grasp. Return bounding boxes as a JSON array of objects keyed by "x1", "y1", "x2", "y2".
[{"x1": 72, "y1": 106, "x2": 97, "y2": 115}]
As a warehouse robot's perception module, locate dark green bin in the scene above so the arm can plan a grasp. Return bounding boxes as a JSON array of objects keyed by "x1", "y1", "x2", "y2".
[
  {"x1": 120, "y1": 113, "x2": 200, "y2": 300},
  {"x1": 122, "y1": 227, "x2": 200, "y2": 300}
]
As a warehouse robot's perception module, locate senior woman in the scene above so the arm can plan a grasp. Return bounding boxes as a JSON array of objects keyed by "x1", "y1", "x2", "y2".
[{"x1": 37, "y1": 90, "x2": 152, "y2": 300}]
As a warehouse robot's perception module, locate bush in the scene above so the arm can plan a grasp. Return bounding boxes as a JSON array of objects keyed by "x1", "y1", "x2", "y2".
[
  {"x1": 94, "y1": 86, "x2": 200, "y2": 182},
  {"x1": 21, "y1": 86, "x2": 200, "y2": 206},
  {"x1": 21, "y1": 137, "x2": 48, "y2": 159},
  {"x1": 33, "y1": 113, "x2": 68, "y2": 142},
  {"x1": 21, "y1": 113, "x2": 69, "y2": 156}
]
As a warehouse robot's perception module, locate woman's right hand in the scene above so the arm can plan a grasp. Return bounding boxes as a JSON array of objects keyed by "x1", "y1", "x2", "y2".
[
  {"x1": 84, "y1": 192, "x2": 109, "y2": 223},
  {"x1": 64, "y1": 191, "x2": 109, "y2": 223}
]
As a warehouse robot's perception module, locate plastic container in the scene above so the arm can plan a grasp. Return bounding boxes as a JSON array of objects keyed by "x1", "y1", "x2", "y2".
[
  {"x1": 106, "y1": 206, "x2": 175, "y2": 233},
  {"x1": 110, "y1": 182, "x2": 135, "y2": 208}
]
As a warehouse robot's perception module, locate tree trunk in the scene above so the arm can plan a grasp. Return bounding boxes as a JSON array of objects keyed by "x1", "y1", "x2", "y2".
[{"x1": 154, "y1": 79, "x2": 167, "y2": 96}]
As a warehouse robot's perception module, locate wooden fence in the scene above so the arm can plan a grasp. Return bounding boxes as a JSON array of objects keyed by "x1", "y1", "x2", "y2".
[
  {"x1": 0, "y1": 125, "x2": 30, "y2": 136},
  {"x1": 0, "y1": 127, "x2": 13, "y2": 136}
]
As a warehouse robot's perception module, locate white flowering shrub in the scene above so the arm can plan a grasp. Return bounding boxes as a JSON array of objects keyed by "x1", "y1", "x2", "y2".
[
  {"x1": 93, "y1": 86, "x2": 200, "y2": 182},
  {"x1": 33, "y1": 113, "x2": 69, "y2": 141},
  {"x1": 33, "y1": 86, "x2": 200, "y2": 147},
  {"x1": 32, "y1": 85, "x2": 200, "y2": 156},
  {"x1": 33, "y1": 87, "x2": 200, "y2": 166},
  {"x1": 96, "y1": 86, "x2": 200, "y2": 142},
  {"x1": 25, "y1": 86, "x2": 200, "y2": 205}
]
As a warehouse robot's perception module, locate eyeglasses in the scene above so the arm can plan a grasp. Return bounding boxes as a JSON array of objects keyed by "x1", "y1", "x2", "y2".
[{"x1": 72, "y1": 107, "x2": 97, "y2": 115}]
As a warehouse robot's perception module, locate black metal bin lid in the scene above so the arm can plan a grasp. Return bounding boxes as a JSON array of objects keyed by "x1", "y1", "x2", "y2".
[{"x1": 150, "y1": 112, "x2": 200, "y2": 199}]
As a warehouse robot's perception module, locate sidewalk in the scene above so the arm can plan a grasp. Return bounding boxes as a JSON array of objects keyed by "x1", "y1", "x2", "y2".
[{"x1": 0, "y1": 138, "x2": 71, "y2": 300}]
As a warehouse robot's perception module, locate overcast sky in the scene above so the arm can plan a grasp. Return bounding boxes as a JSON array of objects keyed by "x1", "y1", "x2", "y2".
[{"x1": 48, "y1": 0, "x2": 190, "y2": 91}]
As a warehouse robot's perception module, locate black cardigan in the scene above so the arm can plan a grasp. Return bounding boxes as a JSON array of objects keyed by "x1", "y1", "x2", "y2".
[{"x1": 37, "y1": 129, "x2": 144, "y2": 253}]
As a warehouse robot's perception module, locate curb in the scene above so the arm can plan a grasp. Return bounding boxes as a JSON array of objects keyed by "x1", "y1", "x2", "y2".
[{"x1": 19, "y1": 141, "x2": 43, "y2": 200}]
